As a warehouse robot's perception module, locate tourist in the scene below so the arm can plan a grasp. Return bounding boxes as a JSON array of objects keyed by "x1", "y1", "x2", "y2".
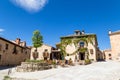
[
  {"x1": 65, "y1": 59, "x2": 68, "y2": 64},
  {"x1": 74, "y1": 55, "x2": 77, "y2": 62},
  {"x1": 68, "y1": 58, "x2": 73, "y2": 65},
  {"x1": 8, "y1": 68, "x2": 12, "y2": 75}
]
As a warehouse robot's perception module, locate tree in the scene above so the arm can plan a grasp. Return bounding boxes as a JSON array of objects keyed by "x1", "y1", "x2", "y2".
[{"x1": 32, "y1": 30, "x2": 43, "y2": 60}]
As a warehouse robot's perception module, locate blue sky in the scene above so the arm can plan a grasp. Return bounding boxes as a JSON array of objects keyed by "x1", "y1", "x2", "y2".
[{"x1": 0, "y1": 0, "x2": 120, "y2": 50}]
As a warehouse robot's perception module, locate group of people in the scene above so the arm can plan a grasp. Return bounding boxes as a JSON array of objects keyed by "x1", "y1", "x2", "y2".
[{"x1": 65, "y1": 58, "x2": 74, "y2": 65}]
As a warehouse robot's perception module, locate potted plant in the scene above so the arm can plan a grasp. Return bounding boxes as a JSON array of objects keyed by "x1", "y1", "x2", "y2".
[
  {"x1": 84, "y1": 59, "x2": 91, "y2": 65},
  {"x1": 52, "y1": 60, "x2": 57, "y2": 68}
]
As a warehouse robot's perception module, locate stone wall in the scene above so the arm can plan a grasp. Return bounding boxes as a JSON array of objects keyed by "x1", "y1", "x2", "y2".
[
  {"x1": 31, "y1": 44, "x2": 52, "y2": 60},
  {"x1": 16, "y1": 62, "x2": 52, "y2": 72},
  {"x1": 103, "y1": 49, "x2": 112, "y2": 60},
  {"x1": 65, "y1": 42, "x2": 97, "y2": 61},
  {"x1": 109, "y1": 32, "x2": 120, "y2": 60},
  {"x1": 0, "y1": 38, "x2": 31, "y2": 66}
]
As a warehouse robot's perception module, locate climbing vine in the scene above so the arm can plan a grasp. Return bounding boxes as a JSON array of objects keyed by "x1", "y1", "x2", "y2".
[
  {"x1": 59, "y1": 35, "x2": 95, "y2": 57},
  {"x1": 67, "y1": 47, "x2": 88, "y2": 56}
]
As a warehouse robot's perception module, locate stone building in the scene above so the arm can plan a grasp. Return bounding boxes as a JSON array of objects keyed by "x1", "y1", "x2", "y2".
[
  {"x1": 31, "y1": 44, "x2": 63, "y2": 60},
  {"x1": 104, "y1": 30, "x2": 120, "y2": 60},
  {"x1": 57, "y1": 30, "x2": 102, "y2": 61},
  {"x1": 0, "y1": 37, "x2": 31, "y2": 66},
  {"x1": 31, "y1": 44, "x2": 53, "y2": 60},
  {"x1": 103, "y1": 49, "x2": 112, "y2": 60}
]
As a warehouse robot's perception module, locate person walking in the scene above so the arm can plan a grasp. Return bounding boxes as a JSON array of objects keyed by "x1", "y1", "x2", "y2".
[{"x1": 8, "y1": 68, "x2": 12, "y2": 75}]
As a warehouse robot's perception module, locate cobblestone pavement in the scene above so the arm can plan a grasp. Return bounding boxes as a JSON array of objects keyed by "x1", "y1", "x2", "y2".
[
  {"x1": 9, "y1": 61, "x2": 120, "y2": 80},
  {"x1": 0, "y1": 66, "x2": 15, "y2": 80}
]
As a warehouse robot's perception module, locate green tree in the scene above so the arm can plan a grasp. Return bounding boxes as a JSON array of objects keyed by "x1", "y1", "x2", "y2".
[
  {"x1": 32, "y1": 30, "x2": 43, "y2": 51},
  {"x1": 32, "y1": 30, "x2": 43, "y2": 60}
]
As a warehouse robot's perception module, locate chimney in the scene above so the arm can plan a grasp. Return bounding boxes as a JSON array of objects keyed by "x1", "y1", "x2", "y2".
[
  {"x1": 74, "y1": 30, "x2": 81, "y2": 35},
  {"x1": 22, "y1": 41, "x2": 26, "y2": 47},
  {"x1": 20, "y1": 41, "x2": 26, "y2": 47},
  {"x1": 82, "y1": 30, "x2": 85, "y2": 35},
  {"x1": 108, "y1": 30, "x2": 112, "y2": 34},
  {"x1": 16, "y1": 38, "x2": 21, "y2": 45}
]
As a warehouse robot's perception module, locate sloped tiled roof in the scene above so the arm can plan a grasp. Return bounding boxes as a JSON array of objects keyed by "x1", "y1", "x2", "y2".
[
  {"x1": 61, "y1": 33, "x2": 96, "y2": 38},
  {"x1": 0, "y1": 37, "x2": 30, "y2": 49},
  {"x1": 109, "y1": 30, "x2": 120, "y2": 35}
]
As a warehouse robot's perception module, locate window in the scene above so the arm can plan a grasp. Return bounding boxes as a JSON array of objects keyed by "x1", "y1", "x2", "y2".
[
  {"x1": 21, "y1": 48, "x2": 24, "y2": 53},
  {"x1": 25, "y1": 51, "x2": 27, "y2": 54},
  {"x1": 108, "y1": 53, "x2": 112, "y2": 60},
  {"x1": 3, "y1": 50, "x2": 5, "y2": 53},
  {"x1": 13, "y1": 46, "x2": 17, "y2": 54},
  {"x1": 5, "y1": 44, "x2": 9, "y2": 50},
  {"x1": 108, "y1": 54, "x2": 111, "y2": 56},
  {"x1": 45, "y1": 49, "x2": 48, "y2": 52},
  {"x1": 90, "y1": 49, "x2": 93, "y2": 54},
  {"x1": 80, "y1": 42, "x2": 84, "y2": 47}
]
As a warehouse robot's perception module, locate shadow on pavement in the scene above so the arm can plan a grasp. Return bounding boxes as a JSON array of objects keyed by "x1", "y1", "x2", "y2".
[{"x1": 0, "y1": 66, "x2": 15, "y2": 70}]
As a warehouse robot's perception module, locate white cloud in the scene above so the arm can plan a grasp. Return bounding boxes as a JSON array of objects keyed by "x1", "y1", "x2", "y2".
[
  {"x1": 11, "y1": 0, "x2": 48, "y2": 13},
  {"x1": 0, "y1": 29, "x2": 4, "y2": 32}
]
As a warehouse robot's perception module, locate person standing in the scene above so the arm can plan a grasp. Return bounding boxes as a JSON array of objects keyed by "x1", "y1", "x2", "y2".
[{"x1": 75, "y1": 55, "x2": 78, "y2": 62}]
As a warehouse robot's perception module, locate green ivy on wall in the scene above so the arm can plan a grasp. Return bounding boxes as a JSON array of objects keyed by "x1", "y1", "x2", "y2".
[{"x1": 60, "y1": 35, "x2": 95, "y2": 57}]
